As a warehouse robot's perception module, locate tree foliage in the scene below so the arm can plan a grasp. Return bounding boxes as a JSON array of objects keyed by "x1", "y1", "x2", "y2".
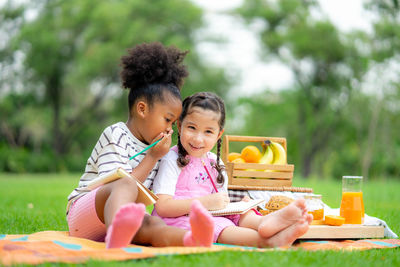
[
  {"x1": 0, "y1": 0, "x2": 230, "y2": 172},
  {"x1": 1, "y1": 0, "x2": 399, "y2": 180},
  {"x1": 234, "y1": 0, "x2": 400, "y2": 179},
  {"x1": 236, "y1": 0, "x2": 368, "y2": 177}
]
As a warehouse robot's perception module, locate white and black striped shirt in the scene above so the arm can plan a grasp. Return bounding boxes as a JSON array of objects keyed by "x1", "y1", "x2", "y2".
[{"x1": 67, "y1": 122, "x2": 159, "y2": 212}]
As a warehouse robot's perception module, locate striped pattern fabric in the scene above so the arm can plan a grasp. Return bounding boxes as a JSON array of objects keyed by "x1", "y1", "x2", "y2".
[
  {"x1": 67, "y1": 122, "x2": 159, "y2": 212},
  {"x1": 228, "y1": 189, "x2": 250, "y2": 202}
]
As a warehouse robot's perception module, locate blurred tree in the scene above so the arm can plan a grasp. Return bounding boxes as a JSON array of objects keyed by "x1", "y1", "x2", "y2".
[
  {"x1": 358, "y1": 0, "x2": 400, "y2": 179},
  {"x1": 0, "y1": 0, "x2": 230, "y2": 171},
  {"x1": 236, "y1": 0, "x2": 370, "y2": 178}
]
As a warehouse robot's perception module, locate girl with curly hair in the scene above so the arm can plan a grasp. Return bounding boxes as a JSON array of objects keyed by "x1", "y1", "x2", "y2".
[{"x1": 67, "y1": 42, "x2": 214, "y2": 248}]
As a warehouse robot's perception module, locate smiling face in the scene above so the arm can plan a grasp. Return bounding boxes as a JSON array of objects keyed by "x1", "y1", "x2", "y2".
[{"x1": 178, "y1": 106, "x2": 224, "y2": 158}]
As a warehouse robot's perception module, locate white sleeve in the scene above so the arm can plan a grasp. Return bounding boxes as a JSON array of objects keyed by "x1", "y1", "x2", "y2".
[{"x1": 152, "y1": 151, "x2": 181, "y2": 196}]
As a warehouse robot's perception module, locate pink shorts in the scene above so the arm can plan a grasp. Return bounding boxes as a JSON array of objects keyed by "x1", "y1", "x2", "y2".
[
  {"x1": 152, "y1": 210, "x2": 240, "y2": 243},
  {"x1": 67, "y1": 188, "x2": 106, "y2": 242}
]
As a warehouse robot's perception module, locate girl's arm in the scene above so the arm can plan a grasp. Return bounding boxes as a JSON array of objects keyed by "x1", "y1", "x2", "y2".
[
  {"x1": 131, "y1": 132, "x2": 172, "y2": 183},
  {"x1": 130, "y1": 154, "x2": 159, "y2": 183},
  {"x1": 155, "y1": 192, "x2": 230, "y2": 218}
]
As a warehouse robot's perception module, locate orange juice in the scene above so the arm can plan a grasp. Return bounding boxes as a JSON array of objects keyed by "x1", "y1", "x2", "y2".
[
  {"x1": 340, "y1": 191, "x2": 364, "y2": 224},
  {"x1": 308, "y1": 208, "x2": 324, "y2": 220}
]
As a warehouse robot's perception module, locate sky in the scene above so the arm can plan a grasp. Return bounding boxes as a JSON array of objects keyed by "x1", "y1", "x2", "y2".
[{"x1": 192, "y1": 0, "x2": 372, "y2": 95}]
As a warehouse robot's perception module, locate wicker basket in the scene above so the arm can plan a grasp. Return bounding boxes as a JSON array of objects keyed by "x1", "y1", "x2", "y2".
[{"x1": 223, "y1": 135, "x2": 312, "y2": 193}]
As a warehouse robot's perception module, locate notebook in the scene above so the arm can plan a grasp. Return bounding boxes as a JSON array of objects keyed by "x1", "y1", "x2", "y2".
[
  {"x1": 209, "y1": 198, "x2": 264, "y2": 216},
  {"x1": 85, "y1": 168, "x2": 158, "y2": 206}
]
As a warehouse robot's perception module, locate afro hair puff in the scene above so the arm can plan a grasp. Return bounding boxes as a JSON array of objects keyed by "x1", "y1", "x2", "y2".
[{"x1": 120, "y1": 42, "x2": 189, "y2": 91}]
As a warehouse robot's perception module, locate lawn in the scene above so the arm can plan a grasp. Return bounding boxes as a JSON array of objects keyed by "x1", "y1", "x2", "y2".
[{"x1": 0, "y1": 173, "x2": 399, "y2": 266}]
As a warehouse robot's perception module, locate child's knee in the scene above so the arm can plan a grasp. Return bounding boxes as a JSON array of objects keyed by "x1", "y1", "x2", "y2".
[{"x1": 112, "y1": 177, "x2": 138, "y2": 193}]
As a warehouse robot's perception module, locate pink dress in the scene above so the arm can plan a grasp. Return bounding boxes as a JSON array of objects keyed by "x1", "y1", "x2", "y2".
[{"x1": 152, "y1": 147, "x2": 240, "y2": 243}]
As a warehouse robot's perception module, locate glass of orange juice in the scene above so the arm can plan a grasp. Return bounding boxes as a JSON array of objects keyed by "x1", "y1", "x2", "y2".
[{"x1": 340, "y1": 176, "x2": 365, "y2": 224}]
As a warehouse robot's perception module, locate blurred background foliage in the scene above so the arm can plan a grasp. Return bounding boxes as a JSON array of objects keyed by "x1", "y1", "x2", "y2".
[{"x1": 0, "y1": 0, "x2": 399, "y2": 180}]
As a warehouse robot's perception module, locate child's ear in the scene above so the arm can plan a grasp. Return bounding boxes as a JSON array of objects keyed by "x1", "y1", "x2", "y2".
[
  {"x1": 136, "y1": 101, "x2": 147, "y2": 118},
  {"x1": 217, "y1": 129, "x2": 224, "y2": 139}
]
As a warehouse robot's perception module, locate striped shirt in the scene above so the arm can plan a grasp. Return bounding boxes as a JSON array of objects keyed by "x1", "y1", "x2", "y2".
[{"x1": 67, "y1": 122, "x2": 159, "y2": 213}]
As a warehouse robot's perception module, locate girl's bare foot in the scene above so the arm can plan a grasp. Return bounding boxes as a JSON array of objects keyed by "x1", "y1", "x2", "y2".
[
  {"x1": 105, "y1": 203, "x2": 145, "y2": 248},
  {"x1": 264, "y1": 215, "x2": 310, "y2": 247},
  {"x1": 183, "y1": 200, "x2": 214, "y2": 247},
  {"x1": 258, "y1": 198, "x2": 307, "y2": 238}
]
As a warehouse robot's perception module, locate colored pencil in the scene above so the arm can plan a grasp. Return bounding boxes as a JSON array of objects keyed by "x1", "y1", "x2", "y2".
[
  {"x1": 201, "y1": 160, "x2": 219, "y2": 193},
  {"x1": 129, "y1": 138, "x2": 162, "y2": 160}
]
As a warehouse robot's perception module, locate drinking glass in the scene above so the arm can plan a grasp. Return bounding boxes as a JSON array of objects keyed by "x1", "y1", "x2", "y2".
[{"x1": 340, "y1": 176, "x2": 364, "y2": 224}]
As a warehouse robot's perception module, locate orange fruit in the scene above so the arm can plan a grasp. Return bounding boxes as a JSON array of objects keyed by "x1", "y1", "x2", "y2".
[
  {"x1": 324, "y1": 215, "x2": 345, "y2": 226},
  {"x1": 228, "y1": 152, "x2": 242, "y2": 162},
  {"x1": 241, "y1": 145, "x2": 262, "y2": 163},
  {"x1": 308, "y1": 209, "x2": 324, "y2": 220},
  {"x1": 232, "y1": 157, "x2": 246, "y2": 163}
]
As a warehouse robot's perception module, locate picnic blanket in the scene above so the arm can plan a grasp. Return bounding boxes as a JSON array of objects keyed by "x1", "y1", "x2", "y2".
[{"x1": 1, "y1": 231, "x2": 399, "y2": 265}]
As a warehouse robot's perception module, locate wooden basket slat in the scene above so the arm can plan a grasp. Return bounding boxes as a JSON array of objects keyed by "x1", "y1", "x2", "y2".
[
  {"x1": 224, "y1": 135, "x2": 287, "y2": 146},
  {"x1": 229, "y1": 177, "x2": 293, "y2": 187},
  {"x1": 232, "y1": 162, "x2": 294, "y2": 172},
  {"x1": 232, "y1": 170, "x2": 293, "y2": 179},
  {"x1": 228, "y1": 184, "x2": 313, "y2": 192}
]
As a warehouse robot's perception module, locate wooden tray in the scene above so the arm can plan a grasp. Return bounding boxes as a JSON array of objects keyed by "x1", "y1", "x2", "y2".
[{"x1": 298, "y1": 225, "x2": 385, "y2": 239}]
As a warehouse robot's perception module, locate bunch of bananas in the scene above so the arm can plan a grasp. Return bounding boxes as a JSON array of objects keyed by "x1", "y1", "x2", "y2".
[
  {"x1": 259, "y1": 140, "x2": 287, "y2": 165},
  {"x1": 227, "y1": 140, "x2": 287, "y2": 167}
]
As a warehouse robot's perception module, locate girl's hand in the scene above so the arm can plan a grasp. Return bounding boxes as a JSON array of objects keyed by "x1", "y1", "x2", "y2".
[
  {"x1": 199, "y1": 192, "x2": 230, "y2": 211},
  {"x1": 148, "y1": 130, "x2": 173, "y2": 160},
  {"x1": 241, "y1": 195, "x2": 251, "y2": 202}
]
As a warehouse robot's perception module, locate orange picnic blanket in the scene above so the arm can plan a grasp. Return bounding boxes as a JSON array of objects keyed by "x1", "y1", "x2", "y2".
[{"x1": 1, "y1": 231, "x2": 399, "y2": 265}]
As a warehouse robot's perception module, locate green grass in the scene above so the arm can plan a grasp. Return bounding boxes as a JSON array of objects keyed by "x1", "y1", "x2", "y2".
[{"x1": 0, "y1": 173, "x2": 399, "y2": 266}]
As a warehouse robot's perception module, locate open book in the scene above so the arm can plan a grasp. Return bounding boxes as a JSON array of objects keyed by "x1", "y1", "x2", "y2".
[
  {"x1": 209, "y1": 198, "x2": 264, "y2": 216},
  {"x1": 86, "y1": 168, "x2": 158, "y2": 206}
]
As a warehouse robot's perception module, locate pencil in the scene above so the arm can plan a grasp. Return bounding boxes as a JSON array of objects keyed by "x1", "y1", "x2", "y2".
[
  {"x1": 129, "y1": 138, "x2": 162, "y2": 160},
  {"x1": 202, "y1": 160, "x2": 219, "y2": 193}
]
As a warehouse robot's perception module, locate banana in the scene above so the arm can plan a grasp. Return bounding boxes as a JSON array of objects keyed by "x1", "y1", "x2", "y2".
[
  {"x1": 270, "y1": 141, "x2": 287, "y2": 165},
  {"x1": 259, "y1": 140, "x2": 274, "y2": 164}
]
